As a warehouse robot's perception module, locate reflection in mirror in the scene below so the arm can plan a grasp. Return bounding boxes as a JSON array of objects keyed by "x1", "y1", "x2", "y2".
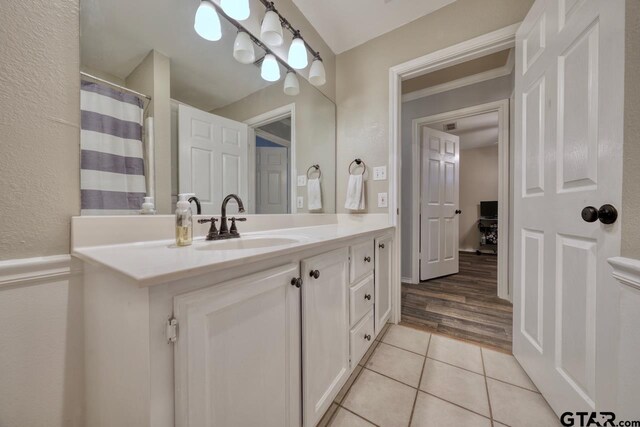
[{"x1": 79, "y1": 0, "x2": 336, "y2": 215}]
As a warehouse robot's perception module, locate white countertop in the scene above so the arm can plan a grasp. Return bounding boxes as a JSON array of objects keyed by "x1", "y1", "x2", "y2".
[{"x1": 73, "y1": 223, "x2": 394, "y2": 287}]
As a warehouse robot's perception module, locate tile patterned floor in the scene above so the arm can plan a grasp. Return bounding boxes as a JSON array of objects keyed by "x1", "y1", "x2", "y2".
[{"x1": 319, "y1": 324, "x2": 560, "y2": 427}]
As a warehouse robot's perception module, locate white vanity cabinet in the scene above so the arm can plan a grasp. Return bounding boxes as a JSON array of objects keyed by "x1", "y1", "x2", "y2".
[
  {"x1": 300, "y1": 247, "x2": 350, "y2": 427},
  {"x1": 173, "y1": 264, "x2": 301, "y2": 427}
]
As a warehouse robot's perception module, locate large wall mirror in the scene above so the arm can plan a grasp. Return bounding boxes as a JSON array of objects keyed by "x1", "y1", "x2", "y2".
[{"x1": 79, "y1": 0, "x2": 336, "y2": 215}]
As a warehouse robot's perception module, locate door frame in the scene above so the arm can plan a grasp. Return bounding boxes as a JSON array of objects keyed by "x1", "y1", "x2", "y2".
[
  {"x1": 245, "y1": 103, "x2": 297, "y2": 214},
  {"x1": 388, "y1": 23, "x2": 519, "y2": 323},
  {"x1": 410, "y1": 100, "x2": 510, "y2": 300}
]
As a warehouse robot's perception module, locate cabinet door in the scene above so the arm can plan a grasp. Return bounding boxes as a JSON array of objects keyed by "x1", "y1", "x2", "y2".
[
  {"x1": 375, "y1": 234, "x2": 394, "y2": 335},
  {"x1": 173, "y1": 264, "x2": 301, "y2": 427},
  {"x1": 301, "y1": 248, "x2": 350, "y2": 427}
]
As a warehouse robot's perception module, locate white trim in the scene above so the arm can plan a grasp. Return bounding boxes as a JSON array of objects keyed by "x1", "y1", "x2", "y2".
[
  {"x1": 255, "y1": 129, "x2": 291, "y2": 148},
  {"x1": 402, "y1": 49, "x2": 515, "y2": 103},
  {"x1": 388, "y1": 23, "x2": 519, "y2": 322},
  {"x1": 409, "y1": 99, "x2": 510, "y2": 300},
  {"x1": 608, "y1": 257, "x2": 640, "y2": 292},
  {"x1": 0, "y1": 255, "x2": 82, "y2": 289},
  {"x1": 245, "y1": 104, "x2": 297, "y2": 214}
]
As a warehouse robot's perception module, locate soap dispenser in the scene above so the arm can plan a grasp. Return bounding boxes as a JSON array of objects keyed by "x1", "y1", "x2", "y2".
[{"x1": 175, "y1": 194, "x2": 193, "y2": 246}]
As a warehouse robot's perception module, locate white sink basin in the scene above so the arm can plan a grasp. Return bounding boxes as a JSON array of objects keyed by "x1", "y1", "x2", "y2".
[{"x1": 195, "y1": 236, "x2": 302, "y2": 251}]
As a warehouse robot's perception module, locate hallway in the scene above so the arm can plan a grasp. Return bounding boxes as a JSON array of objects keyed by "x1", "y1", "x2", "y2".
[{"x1": 401, "y1": 252, "x2": 512, "y2": 352}]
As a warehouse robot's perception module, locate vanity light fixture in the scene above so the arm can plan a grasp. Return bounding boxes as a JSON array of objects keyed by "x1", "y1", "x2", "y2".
[
  {"x1": 260, "y1": 4, "x2": 284, "y2": 46},
  {"x1": 261, "y1": 54, "x2": 281, "y2": 81},
  {"x1": 221, "y1": 0, "x2": 250, "y2": 21},
  {"x1": 287, "y1": 31, "x2": 308, "y2": 69},
  {"x1": 233, "y1": 31, "x2": 255, "y2": 64},
  {"x1": 284, "y1": 71, "x2": 300, "y2": 96},
  {"x1": 194, "y1": 0, "x2": 222, "y2": 41},
  {"x1": 309, "y1": 55, "x2": 326, "y2": 86}
]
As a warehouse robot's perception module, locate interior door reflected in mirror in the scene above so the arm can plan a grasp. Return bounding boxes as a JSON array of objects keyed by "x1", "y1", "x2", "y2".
[{"x1": 79, "y1": 0, "x2": 336, "y2": 216}]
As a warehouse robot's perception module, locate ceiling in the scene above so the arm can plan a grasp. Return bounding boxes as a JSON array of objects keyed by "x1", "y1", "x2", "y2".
[
  {"x1": 80, "y1": 0, "x2": 278, "y2": 111},
  {"x1": 291, "y1": 0, "x2": 457, "y2": 54},
  {"x1": 427, "y1": 111, "x2": 499, "y2": 150}
]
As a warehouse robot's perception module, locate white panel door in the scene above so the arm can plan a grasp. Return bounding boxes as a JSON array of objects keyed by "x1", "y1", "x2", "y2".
[
  {"x1": 173, "y1": 264, "x2": 301, "y2": 427},
  {"x1": 178, "y1": 104, "x2": 248, "y2": 214},
  {"x1": 301, "y1": 248, "x2": 350, "y2": 427},
  {"x1": 256, "y1": 146, "x2": 289, "y2": 214},
  {"x1": 420, "y1": 127, "x2": 460, "y2": 281},
  {"x1": 513, "y1": 0, "x2": 624, "y2": 414}
]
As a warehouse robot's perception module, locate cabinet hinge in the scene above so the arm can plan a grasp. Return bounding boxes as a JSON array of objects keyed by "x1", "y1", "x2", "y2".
[{"x1": 167, "y1": 317, "x2": 178, "y2": 343}]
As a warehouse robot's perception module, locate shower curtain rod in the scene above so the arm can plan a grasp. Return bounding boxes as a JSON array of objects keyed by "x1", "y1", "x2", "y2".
[{"x1": 80, "y1": 71, "x2": 152, "y2": 101}]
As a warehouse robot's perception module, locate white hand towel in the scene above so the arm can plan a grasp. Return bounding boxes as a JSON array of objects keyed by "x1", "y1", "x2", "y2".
[
  {"x1": 307, "y1": 178, "x2": 322, "y2": 210},
  {"x1": 344, "y1": 174, "x2": 365, "y2": 210}
]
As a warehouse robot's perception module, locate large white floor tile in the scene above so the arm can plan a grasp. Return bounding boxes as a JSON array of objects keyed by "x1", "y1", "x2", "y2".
[
  {"x1": 482, "y1": 348, "x2": 537, "y2": 391},
  {"x1": 329, "y1": 408, "x2": 375, "y2": 427},
  {"x1": 382, "y1": 325, "x2": 431, "y2": 355},
  {"x1": 411, "y1": 392, "x2": 491, "y2": 427},
  {"x1": 367, "y1": 342, "x2": 425, "y2": 387},
  {"x1": 420, "y1": 358, "x2": 490, "y2": 416},
  {"x1": 487, "y1": 378, "x2": 560, "y2": 427},
  {"x1": 427, "y1": 335, "x2": 484, "y2": 374},
  {"x1": 342, "y1": 369, "x2": 416, "y2": 427}
]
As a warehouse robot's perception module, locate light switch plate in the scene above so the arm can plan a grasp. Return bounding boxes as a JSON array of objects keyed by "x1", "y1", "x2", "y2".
[
  {"x1": 297, "y1": 196, "x2": 304, "y2": 208},
  {"x1": 373, "y1": 166, "x2": 387, "y2": 181},
  {"x1": 297, "y1": 175, "x2": 307, "y2": 187},
  {"x1": 377, "y1": 192, "x2": 388, "y2": 208}
]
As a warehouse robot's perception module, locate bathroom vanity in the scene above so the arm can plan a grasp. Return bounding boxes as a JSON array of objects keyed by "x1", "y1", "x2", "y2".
[{"x1": 73, "y1": 218, "x2": 394, "y2": 427}]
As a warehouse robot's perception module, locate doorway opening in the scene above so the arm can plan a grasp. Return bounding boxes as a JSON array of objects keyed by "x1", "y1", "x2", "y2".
[{"x1": 398, "y1": 49, "x2": 514, "y2": 351}]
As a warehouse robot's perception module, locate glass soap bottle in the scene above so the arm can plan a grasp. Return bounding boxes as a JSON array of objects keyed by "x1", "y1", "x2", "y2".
[{"x1": 175, "y1": 194, "x2": 193, "y2": 246}]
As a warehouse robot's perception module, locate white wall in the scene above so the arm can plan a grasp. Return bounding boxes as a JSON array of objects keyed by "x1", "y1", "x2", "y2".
[{"x1": 400, "y1": 74, "x2": 513, "y2": 278}]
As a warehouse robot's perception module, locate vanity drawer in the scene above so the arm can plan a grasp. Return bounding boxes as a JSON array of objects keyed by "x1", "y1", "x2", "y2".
[
  {"x1": 350, "y1": 240, "x2": 374, "y2": 283},
  {"x1": 350, "y1": 274, "x2": 374, "y2": 327},
  {"x1": 350, "y1": 309, "x2": 375, "y2": 368}
]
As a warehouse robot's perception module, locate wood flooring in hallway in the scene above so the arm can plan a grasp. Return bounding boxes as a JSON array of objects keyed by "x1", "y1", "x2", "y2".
[{"x1": 401, "y1": 252, "x2": 513, "y2": 352}]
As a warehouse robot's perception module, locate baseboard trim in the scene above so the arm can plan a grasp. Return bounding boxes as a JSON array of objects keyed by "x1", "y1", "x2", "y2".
[
  {"x1": 0, "y1": 255, "x2": 82, "y2": 289},
  {"x1": 608, "y1": 257, "x2": 640, "y2": 292}
]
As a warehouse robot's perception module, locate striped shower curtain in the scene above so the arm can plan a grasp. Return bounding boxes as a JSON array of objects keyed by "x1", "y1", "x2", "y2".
[{"x1": 80, "y1": 80, "x2": 146, "y2": 215}]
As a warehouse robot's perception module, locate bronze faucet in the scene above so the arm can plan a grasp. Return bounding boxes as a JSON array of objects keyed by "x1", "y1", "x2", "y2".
[{"x1": 198, "y1": 194, "x2": 246, "y2": 240}]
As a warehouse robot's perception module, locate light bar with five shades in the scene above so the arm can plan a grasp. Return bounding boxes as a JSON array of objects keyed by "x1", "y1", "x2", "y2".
[{"x1": 194, "y1": 0, "x2": 326, "y2": 96}]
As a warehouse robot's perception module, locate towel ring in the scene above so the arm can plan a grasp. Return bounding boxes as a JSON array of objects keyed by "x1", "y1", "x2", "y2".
[
  {"x1": 348, "y1": 158, "x2": 367, "y2": 176},
  {"x1": 306, "y1": 164, "x2": 322, "y2": 179}
]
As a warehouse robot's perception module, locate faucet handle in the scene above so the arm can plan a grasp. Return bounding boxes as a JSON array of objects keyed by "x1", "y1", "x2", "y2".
[
  {"x1": 198, "y1": 217, "x2": 219, "y2": 241},
  {"x1": 229, "y1": 217, "x2": 246, "y2": 235}
]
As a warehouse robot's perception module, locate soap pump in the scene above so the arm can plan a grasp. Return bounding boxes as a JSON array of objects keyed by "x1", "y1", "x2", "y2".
[
  {"x1": 140, "y1": 196, "x2": 156, "y2": 215},
  {"x1": 175, "y1": 194, "x2": 193, "y2": 246}
]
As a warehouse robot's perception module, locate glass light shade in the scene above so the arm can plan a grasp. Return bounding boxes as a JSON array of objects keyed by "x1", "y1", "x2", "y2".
[
  {"x1": 287, "y1": 37, "x2": 308, "y2": 70},
  {"x1": 221, "y1": 0, "x2": 250, "y2": 20},
  {"x1": 233, "y1": 31, "x2": 255, "y2": 64},
  {"x1": 309, "y1": 58, "x2": 326, "y2": 86},
  {"x1": 284, "y1": 72, "x2": 300, "y2": 96},
  {"x1": 261, "y1": 54, "x2": 281, "y2": 82},
  {"x1": 194, "y1": 1, "x2": 221, "y2": 41},
  {"x1": 260, "y1": 10, "x2": 283, "y2": 46}
]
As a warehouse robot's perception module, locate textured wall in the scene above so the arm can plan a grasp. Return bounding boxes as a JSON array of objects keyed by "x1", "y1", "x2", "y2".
[
  {"x1": 622, "y1": 0, "x2": 640, "y2": 259},
  {"x1": 335, "y1": 0, "x2": 534, "y2": 214},
  {"x1": 459, "y1": 145, "x2": 499, "y2": 251},
  {"x1": 0, "y1": 0, "x2": 81, "y2": 261}
]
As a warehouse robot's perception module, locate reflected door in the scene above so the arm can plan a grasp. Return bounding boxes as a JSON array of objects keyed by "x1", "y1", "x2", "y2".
[
  {"x1": 513, "y1": 0, "x2": 623, "y2": 414},
  {"x1": 256, "y1": 146, "x2": 289, "y2": 214},
  {"x1": 178, "y1": 104, "x2": 248, "y2": 214},
  {"x1": 420, "y1": 127, "x2": 460, "y2": 281}
]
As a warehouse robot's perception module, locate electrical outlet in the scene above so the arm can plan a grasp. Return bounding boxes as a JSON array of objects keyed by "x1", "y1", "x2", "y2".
[
  {"x1": 377, "y1": 192, "x2": 388, "y2": 208},
  {"x1": 297, "y1": 175, "x2": 307, "y2": 187},
  {"x1": 373, "y1": 166, "x2": 387, "y2": 181},
  {"x1": 297, "y1": 196, "x2": 304, "y2": 208}
]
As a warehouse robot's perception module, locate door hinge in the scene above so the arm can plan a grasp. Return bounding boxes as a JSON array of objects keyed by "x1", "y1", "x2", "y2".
[{"x1": 167, "y1": 317, "x2": 178, "y2": 343}]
